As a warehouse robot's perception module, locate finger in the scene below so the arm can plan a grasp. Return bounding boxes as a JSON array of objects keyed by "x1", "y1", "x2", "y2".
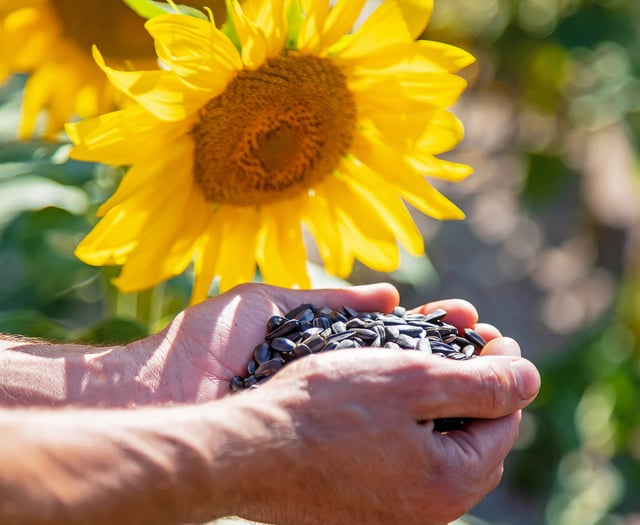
[
  {"x1": 443, "y1": 412, "x2": 521, "y2": 470},
  {"x1": 434, "y1": 412, "x2": 521, "y2": 496},
  {"x1": 410, "y1": 355, "x2": 540, "y2": 420},
  {"x1": 473, "y1": 322, "x2": 501, "y2": 342},
  {"x1": 274, "y1": 282, "x2": 400, "y2": 315},
  {"x1": 410, "y1": 298, "x2": 478, "y2": 332},
  {"x1": 480, "y1": 336, "x2": 522, "y2": 358}
]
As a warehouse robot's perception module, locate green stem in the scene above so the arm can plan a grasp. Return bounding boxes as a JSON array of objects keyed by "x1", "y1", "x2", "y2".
[{"x1": 135, "y1": 288, "x2": 153, "y2": 330}]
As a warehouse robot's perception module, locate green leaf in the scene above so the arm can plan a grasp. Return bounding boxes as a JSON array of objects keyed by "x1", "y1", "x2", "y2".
[
  {"x1": 122, "y1": 0, "x2": 207, "y2": 20},
  {"x1": 122, "y1": 0, "x2": 167, "y2": 19},
  {"x1": 0, "y1": 310, "x2": 68, "y2": 340},
  {"x1": 170, "y1": 3, "x2": 208, "y2": 20},
  {"x1": 0, "y1": 176, "x2": 88, "y2": 233},
  {"x1": 520, "y1": 153, "x2": 578, "y2": 212},
  {"x1": 220, "y1": 0, "x2": 241, "y2": 49},
  {"x1": 0, "y1": 207, "x2": 99, "y2": 315},
  {"x1": 0, "y1": 140, "x2": 97, "y2": 186},
  {"x1": 286, "y1": 0, "x2": 304, "y2": 49},
  {"x1": 72, "y1": 317, "x2": 149, "y2": 344}
]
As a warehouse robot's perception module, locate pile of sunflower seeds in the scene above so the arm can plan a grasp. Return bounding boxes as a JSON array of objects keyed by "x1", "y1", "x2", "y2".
[{"x1": 231, "y1": 303, "x2": 488, "y2": 431}]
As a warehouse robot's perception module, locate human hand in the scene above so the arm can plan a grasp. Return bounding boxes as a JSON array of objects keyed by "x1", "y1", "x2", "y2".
[
  {"x1": 130, "y1": 282, "x2": 400, "y2": 402},
  {"x1": 131, "y1": 282, "x2": 524, "y2": 406},
  {"x1": 212, "y1": 331, "x2": 539, "y2": 525}
]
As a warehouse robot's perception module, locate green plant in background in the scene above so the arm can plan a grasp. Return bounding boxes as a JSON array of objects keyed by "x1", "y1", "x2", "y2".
[{"x1": 419, "y1": 1, "x2": 640, "y2": 523}]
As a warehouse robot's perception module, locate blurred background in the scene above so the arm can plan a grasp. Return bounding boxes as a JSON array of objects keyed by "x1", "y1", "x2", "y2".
[{"x1": 1, "y1": 0, "x2": 640, "y2": 524}]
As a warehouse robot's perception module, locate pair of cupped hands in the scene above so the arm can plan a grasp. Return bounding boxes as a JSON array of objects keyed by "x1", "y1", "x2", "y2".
[{"x1": 129, "y1": 282, "x2": 540, "y2": 525}]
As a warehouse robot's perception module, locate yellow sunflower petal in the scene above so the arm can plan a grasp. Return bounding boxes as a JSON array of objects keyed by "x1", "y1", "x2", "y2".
[
  {"x1": 352, "y1": 80, "x2": 437, "y2": 116},
  {"x1": 75, "y1": 211, "x2": 139, "y2": 266},
  {"x1": 113, "y1": 184, "x2": 209, "y2": 293},
  {"x1": 350, "y1": 69, "x2": 468, "y2": 109},
  {"x1": 369, "y1": 106, "x2": 463, "y2": 155},
  {"x1": 331, "y1": 0, "x2": 411, "y2": 59},
  {"x1": 317, "y1": 0, "x2": 366, "y2": 52},
  {"x1": 98, "y1": 136, "x2": 194, "y2": 215},
  {"x1": 301, "y1": 187, "x2": 354, "y2": 278},
  {"x1": 413, "y1": 108, "x2": 465, "y2": 155},
  {"x1": 44, "y1": 72, "x2": 79, "y2": 138},
  {"x1": 2, "y1": 6, "x2": 53, "y2": 75},
  {"x1": 253, "y1": 0, "x2": 288, "y2": 57},
  {"x1": 18, "y1": 62, "x2": 55, "y2": 139},
  {"x1": 359, "y1": 109, "x2": 472, "y2": 182},
  {"x1": 74, "y1": 81, "x2": 110, "y2": 119},
  {"x1": 340, "y1": 159, "x2": 424, "y2": 256},
  {"x1": 229, "y1": 0, "x2": 269, "y2": 68},
  {"x1": 146, "y1": 13, "x2": 241, "y2": 91},
  {"x1": 398, "y1": 0, "x2": 433, "y2": 39},
  {"x1": 258, "y1": 199, "x2": 311, "y2": 288},
  {"x1": 92, "y1": 46, "x2": 205, "y2": 121},
  {"x1": 67, "y1": 105, "x2": 183, "y2": 166},
  {"x1": 296, "y1": 0, "x2": 328, "y2": 52},
  {"x1": 214, "y1": 204, "x2": 261, "y2": 293},
  {"x1": 362, "y1": 105, "x2": 436, "y2": 145},
  {"x1": 352, "y1": 132, "x2": 465, "y2": 220},
  {"x1": 339, "y1": 40, "x2": 475, "y2": 74},
  {"x1": 75, "y1": 141, "x2": 195, "y2": 265},
  {"x1": 323, "y1": 175, "x2": 400, "y2": 272},
  {"x1": 407, "y1": 153, "x2": 473, "y2": 182},
  {"x1": 191, "y1": 213, "x2": 223, "y2": 305}
]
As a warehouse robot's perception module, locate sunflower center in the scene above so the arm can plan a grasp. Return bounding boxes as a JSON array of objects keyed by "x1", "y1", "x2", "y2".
[
  {"x1": 48, "y1": 0, "x2": 155, "y2": 60},
  {"x1": 191, "y1": 54, "x2": 357, "y2": 206}
]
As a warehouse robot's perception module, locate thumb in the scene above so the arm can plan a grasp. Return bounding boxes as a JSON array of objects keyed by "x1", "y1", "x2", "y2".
[{"x1": 415, "y1": 354, "x2": 540, "y2": 421}]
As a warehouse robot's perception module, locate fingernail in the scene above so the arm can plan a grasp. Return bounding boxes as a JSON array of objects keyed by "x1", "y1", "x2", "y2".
[{"x1": 511, "y1": 359, "x2": 541, "y2": 400}]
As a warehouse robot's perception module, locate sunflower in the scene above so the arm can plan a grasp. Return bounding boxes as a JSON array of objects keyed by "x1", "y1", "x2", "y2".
[
  {"x1": 0, "y1": 0, "x2": 225, "y2": 138},
  {"x1": 66, "y1": 0, "x2": 475, "y2": 304}
]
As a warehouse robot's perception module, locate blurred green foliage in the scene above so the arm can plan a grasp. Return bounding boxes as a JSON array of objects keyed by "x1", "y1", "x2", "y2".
[
  {"x1": 424, "y1": 1, "x2": 640, "y2": 524},
  {"x1": 1, "y1": 1, "x2": 640, "y2": 524}
]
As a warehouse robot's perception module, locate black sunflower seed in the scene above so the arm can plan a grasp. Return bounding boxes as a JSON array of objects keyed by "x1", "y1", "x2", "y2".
[
  {"x1": 253, "y1": 343, "x2": 272, "y2": 365},
  {"x1": 285, "y1": 303, "x2": 314, "y2": 320},
  {"x1": 265, "y1": 318, "x2": 300, "y2": 340},
  {"x1": 424, "y1": 308, "x2": 448, "y2": 323},
  {"x1": 231, "y1": 303, "x2": 491, "y2": 433},
  {"x1": 464, "y1": 328, "x2": 487, "y2": 349},
  {"x1": 254, "y1": 357, "x2": 284, "y2": 379},
  {"x1": 312, "y1": 315, "x2": 332, "y2": 329},
  {"x1": 270, "y1": 337, "x2": 297, "y2": 353},
  {"x1": 267, "y1": 315, "x2": 287, "y2": 332}
]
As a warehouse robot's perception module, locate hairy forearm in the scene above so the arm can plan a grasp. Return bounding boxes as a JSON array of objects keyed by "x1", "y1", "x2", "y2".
[
  {"x1": 0, "y1": 332, "x2": 178, "y2": 408},
  {"x1": 0, "y1": 396, "x2": 269, "y2": 525}
]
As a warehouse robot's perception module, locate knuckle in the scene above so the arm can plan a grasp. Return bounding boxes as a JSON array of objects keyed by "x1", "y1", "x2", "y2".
[{"x1": 479, "y1": 361, "x2": 513, "y2": 413}]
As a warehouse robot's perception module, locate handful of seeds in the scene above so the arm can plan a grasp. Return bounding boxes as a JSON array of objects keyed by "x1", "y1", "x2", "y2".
[{"x1": 231, "y1": 303, "x2": 488, "y2": 432}]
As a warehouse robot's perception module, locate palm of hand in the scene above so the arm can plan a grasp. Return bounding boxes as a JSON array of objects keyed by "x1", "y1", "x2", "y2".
[{"x1": 169, "y1": 284, "x2": 301, "y2": 401}]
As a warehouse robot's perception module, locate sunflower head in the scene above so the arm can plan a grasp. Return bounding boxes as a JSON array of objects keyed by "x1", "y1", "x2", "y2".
[
  {"x1": 66, "y1": 0, "x2": 475, "y2": 304},
  {"x1": 0, "y1": 0, "x2": 226, "y2": 138}
]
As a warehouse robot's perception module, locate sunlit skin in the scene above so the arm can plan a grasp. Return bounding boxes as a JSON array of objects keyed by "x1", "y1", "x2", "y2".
[{"x1": 0, "y1": 282, "x2": 540, "y2": 524}]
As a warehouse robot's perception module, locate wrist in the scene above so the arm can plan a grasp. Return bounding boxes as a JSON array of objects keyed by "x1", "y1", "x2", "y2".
[
  {"x1": 0, "y1": 333, "x2": 171, "y2": 408},
  {"x1": 117, "y1": 327, "x2": 186, "y2": 406},
  {"x1": 0, "y1": 338, "x2": 106, "y2": 406},
  {"x1": 186, "y1": 391, "x2": 309, "y2": 524}
]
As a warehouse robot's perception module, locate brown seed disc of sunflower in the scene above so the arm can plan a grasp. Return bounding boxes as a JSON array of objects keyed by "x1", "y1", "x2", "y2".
[{"x1": 191, "y1": 53, "x2": 357, "y2": 206}]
